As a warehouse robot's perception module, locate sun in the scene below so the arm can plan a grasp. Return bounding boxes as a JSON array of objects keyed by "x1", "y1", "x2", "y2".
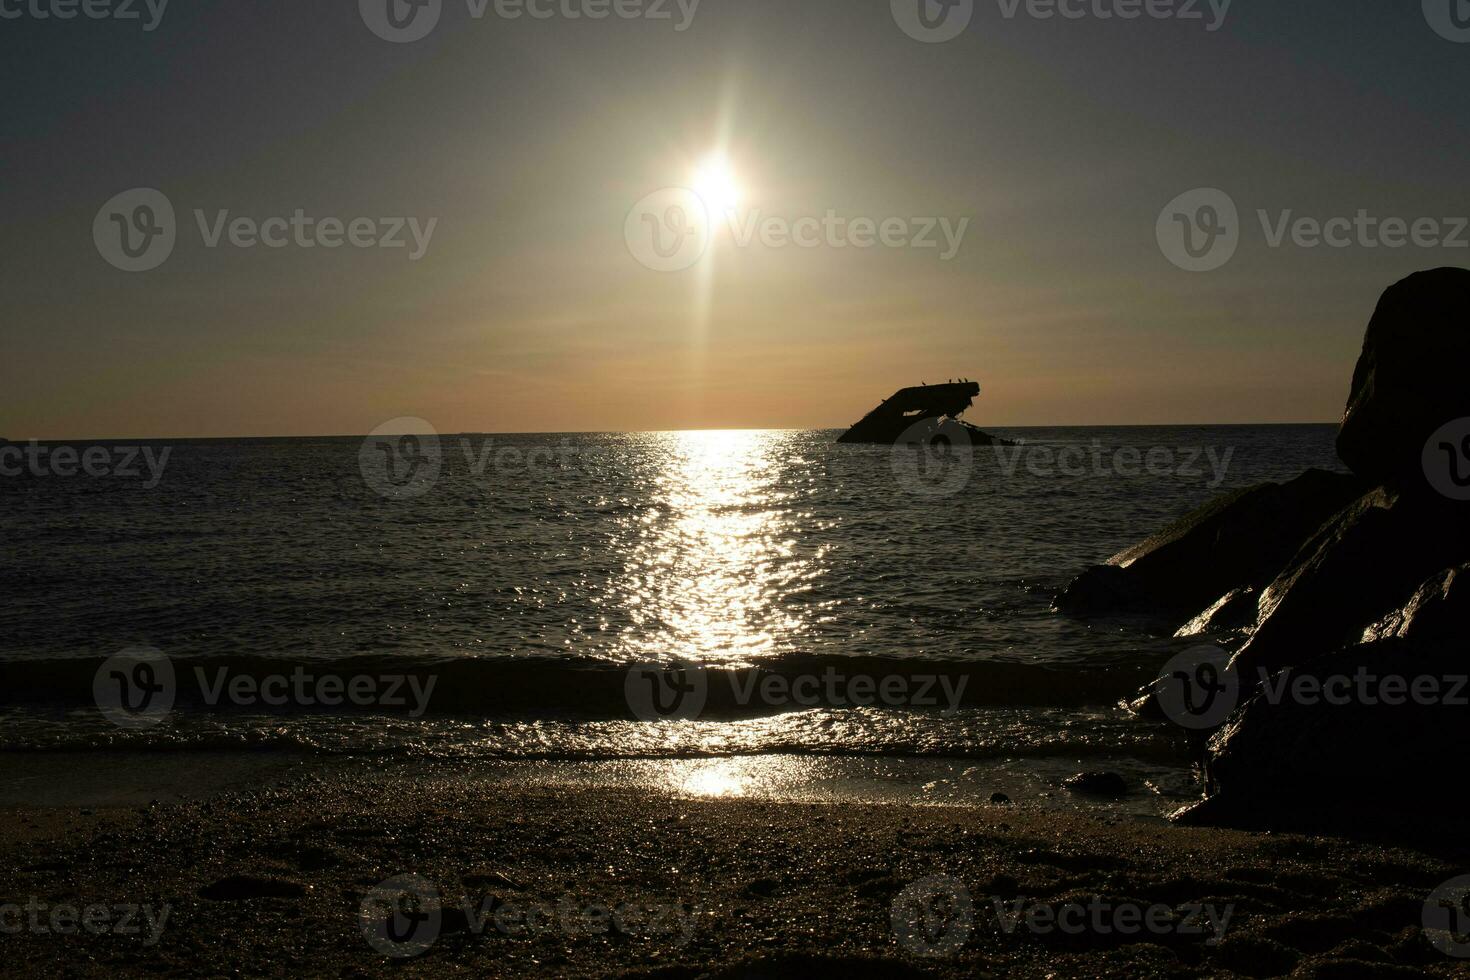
[{"x1": 692, "y1": 154, "x2": 741, "y2": 213}]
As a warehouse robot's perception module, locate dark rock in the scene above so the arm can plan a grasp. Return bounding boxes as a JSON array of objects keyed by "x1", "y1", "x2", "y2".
[
  {"x1": 1361, "y1": 563, "x2": 1470, "y2": 645},
  {"x1": 989, "y1": 792, "x2": 1012, "y2": 805},
  {"x1": 294, "y1": 845, "x2": 341, "y2": 872},
  {"x1": 1298, "y1": 958, "x2": 1428, "y2": 980},
  {"x1": 1231, "y1": 491, "x2": 1470, "y2": 678},
  {"x1": 1062, "y1": 772, "x2": 1128, "y2": 796},
  {"x1": 1213, "y1": 934, "x2": 1300, "y2": 977},
  {"x1": 199, "y1": 874, "x2": 309, "y2": 901},
  {"x1": 1052, "y1": 563, "x2": 1144, "y2": 615},
  {"x1": 989, "y1": 873, "x2": 1020, "y2": 896},
  {"x1": 1075, "y1": 270, "x2": 1470, "y2": 830},
  {"x1": 1054, "y1": 469, "x2": 1364, "y2": 621},
  {"x1": 463, "y1": 869, "x2": 519, "y2": 891},
  {"x1": 742, "y1": 877, "x2": 779, "y2": 898},
  {"x1": 1326, "y1": 940, "x2": 1393, "y2": 964},
  {"x1": 1174, "y1": 586, "x2": 1259, "y2": 638},
  {"x1": 705, "y1": 955, "x2": 934, "y2": 980},
  {"x1": 844, "y1": 867, "x2": 888, "y2": 886},
  {"x1": 1203, "y1": 636, "x2": 1470, "y2": 820},
  {"x1": 1336, "y1": 267, "x2": 1470, "y2": 490},
  {"x1": 1261, "y1": 912, "x2": 1360, "y2": 952}
]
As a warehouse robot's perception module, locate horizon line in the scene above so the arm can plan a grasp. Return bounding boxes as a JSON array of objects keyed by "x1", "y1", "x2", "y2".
[{"x1": 2, "y1": 420, "x2": 1343, "y2": 443}]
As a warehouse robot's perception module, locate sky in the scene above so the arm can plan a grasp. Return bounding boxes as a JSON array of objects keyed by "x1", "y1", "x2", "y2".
[{"x1": 2, "y1": 0, "x2": 1469, "y2": 438}]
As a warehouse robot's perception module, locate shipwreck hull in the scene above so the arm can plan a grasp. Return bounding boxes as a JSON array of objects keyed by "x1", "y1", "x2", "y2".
[{"x1": 837, "y1": 381, "x2": 1016, "y2": 446}]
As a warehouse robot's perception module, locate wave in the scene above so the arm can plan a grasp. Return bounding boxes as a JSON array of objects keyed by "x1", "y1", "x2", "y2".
[{"x1": 0, "y1": 652, "x2": 1156, "y2": 720}]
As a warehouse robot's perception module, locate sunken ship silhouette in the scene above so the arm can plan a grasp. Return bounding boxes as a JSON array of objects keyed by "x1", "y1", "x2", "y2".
[{"x1": 837, "y1": 380, "x2": 1018, "y2": 446}]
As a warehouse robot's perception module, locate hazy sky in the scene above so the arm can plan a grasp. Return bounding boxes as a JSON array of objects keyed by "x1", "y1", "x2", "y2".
[{"x1": 3, "y1": 0, "x2": 1468, "y2": 438}]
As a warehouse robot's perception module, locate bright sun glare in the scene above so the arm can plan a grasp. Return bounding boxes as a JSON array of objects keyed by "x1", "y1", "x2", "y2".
[{"x1": 692, "y1": 154, "x2": 741, "y2": 213}]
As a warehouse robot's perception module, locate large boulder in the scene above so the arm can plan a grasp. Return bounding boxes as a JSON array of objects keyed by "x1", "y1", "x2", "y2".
[
  {"x1": 1230, "y1": 490, "x2": 1470, "y2": 678},
  {"x1": 1053, "y1": 469, "x2": 1364, "y2": 623},
  {"x1": 1362, "y1": 563, "x2": 1470, "y2": 645},
  {"x1": 1336, "y1": 267, "x2": 1470, "y2": 491},
  {"x1": 1190, "y1": 615, "x2": 1469, "y2": 826}
]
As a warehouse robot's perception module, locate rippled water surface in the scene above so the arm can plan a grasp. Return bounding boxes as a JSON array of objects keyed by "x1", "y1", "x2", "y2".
[{"x1": 1, "y1": 425, "x2": 1341, "y2": 802}]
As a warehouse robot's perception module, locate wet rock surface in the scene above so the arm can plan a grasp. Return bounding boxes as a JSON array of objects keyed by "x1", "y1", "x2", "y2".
[
  {"x1": 1063, "y1": 772, "x2": 1129, "y2": 797},
  {"x1": 1056, "y1": 268, "x2": 1470, "y2": 828},
  {"x1": 1336, "y1": 267, "x2": 1470, "y2": 490},
  {"x1": 1053, "y1": 469, "x2": 1364, "y2": 625},
  {"x1": 1231, "y1": 489, "x2": 1470, "y2": 677}
]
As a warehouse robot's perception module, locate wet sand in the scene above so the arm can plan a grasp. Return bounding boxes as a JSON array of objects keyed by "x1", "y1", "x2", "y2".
[{"x1": 1, "y1": 755, "x2": 1467, "y2": 978}]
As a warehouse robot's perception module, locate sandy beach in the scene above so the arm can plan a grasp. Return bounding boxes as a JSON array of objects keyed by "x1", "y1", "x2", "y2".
[{"x1": 2, "y1": 753, "x2": 1466, "y2": 978}]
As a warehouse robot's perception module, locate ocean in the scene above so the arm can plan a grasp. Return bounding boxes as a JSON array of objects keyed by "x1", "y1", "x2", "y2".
[{"x1": 0, "y1": 425, "x2": 1342, "y2": 812}]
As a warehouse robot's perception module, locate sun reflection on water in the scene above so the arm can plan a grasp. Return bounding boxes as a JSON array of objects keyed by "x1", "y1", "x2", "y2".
[
  {"x1": 677, "y1": 759, "x2": 750, "y2": 798},
  {"x1": 612, "y1": 430, "x2": 819, "y2": 667}
]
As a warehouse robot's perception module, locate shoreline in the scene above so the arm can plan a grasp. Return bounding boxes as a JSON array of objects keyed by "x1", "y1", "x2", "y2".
[
  {"x1": 2, "y1": 755, "x2": 1466, "y2": 977},
  {"x1": 0, "y1": 750, "x2": 1193, "y2": 818}
]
